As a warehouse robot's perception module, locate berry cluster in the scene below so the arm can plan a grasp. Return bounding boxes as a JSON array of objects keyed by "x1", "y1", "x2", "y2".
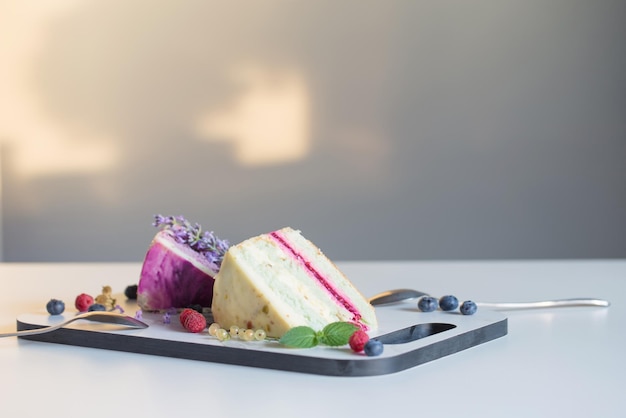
[
  {"x1": 74, "y1": 286, "x2": 124, "y2": 313},
  {"x1": 205, "y1": 321, "x2": 384, "y2": 357},
  {"x1": 94, "y1": 286, "x2": 116, "y2": 310},
  {"x1": 207, "y1": 323, "x2": 267, "y2": 342},
  {"x1": 46, "y1": 285, "x2": 132, "y2": 316},
  {"x1": 349, "y1": 329, "x2": 384, "y2": 357},
  {"x1": 180, "y1": 308, "x2": 207, "y2": 333},
  {"x1": 417, "y1": 295, "x2": 478, "y2": 315}
]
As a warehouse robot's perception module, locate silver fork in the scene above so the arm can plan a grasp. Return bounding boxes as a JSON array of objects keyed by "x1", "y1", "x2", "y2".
[{"x1": 1, "y1": 311, "x2": 149, "y2": 338}]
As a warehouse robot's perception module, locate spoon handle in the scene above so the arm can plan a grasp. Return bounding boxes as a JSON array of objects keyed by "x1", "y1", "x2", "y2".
[
  {"x1": 0, "y1": 325, "x2": 65, "y2": 338},
  {"x1": 1, "y1": 312, "x2": 148, "y2": 338},
  {"x1": 476, "y1": 298, "x2": 610, "y2": 310}
]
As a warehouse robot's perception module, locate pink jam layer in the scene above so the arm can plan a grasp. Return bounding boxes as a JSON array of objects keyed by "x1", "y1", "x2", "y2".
[{"x1": 269, "y1": 231, "x2": 363, "y2": 326}]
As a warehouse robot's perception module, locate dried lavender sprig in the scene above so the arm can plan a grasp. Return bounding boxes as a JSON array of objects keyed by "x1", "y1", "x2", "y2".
[{"x1": 152, "y1": 214, "x2": 230, "y2": 267}]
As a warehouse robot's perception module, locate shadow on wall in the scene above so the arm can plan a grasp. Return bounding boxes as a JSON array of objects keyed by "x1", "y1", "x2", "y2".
[{"x1": 1, "y1": 0, "x2": 625, "y2": 262}]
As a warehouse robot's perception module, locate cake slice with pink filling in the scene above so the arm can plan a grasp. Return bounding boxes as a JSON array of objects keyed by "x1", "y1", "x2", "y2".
[{"x1": 211, "y1": 227, "x2": 378, "y2": 338}]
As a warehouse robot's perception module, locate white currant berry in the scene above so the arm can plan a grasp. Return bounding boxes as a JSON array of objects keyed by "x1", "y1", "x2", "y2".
[
  {"x1": 241, "y1": 329, "x2": 255, "y2": 341},
  {"x1": 216, "y1": 328, "x2": 230, "y2": 341},
  {"x1": 208, "y1": 323, "x2": 221, "y2": 336},
  {"x1": 229, "y1": 325, "x2": 240, "y2": 337},
  {"x1": 254, "y1": 329, "x2": 266, "y2": 341}
]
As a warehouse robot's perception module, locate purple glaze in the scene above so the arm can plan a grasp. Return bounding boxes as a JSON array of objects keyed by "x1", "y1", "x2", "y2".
[{"x1": 138, "y1": 231, "x2": 217, "y2": 310}]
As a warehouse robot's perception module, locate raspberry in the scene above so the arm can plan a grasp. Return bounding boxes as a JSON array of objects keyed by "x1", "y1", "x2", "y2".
[
  {"x1": 75, "y1": 293, "x2": 94, "y2": 312},
  {"x1": 183, "y1": 312, "x2": 207, "y2": 333},
  {"x1": 349, "y1": 330, "x2": 370, "y2": 353},
  {"x1": 179, "y1": 308, "x2": 196, "y2": 326}
]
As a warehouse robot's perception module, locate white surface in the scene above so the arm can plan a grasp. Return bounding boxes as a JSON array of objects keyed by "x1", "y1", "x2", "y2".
[{"x1": 0, "y1": 260, "x2": 624, "y2": 417}]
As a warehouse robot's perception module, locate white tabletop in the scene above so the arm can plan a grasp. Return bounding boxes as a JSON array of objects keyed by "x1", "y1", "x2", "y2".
[{"x1": 1, "y1": 260, "x2": 624, "y2": 418}]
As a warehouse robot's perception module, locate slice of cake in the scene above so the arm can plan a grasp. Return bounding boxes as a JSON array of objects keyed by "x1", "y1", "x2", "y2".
[
  {"x1": 211, "y1": 227, "x2": 378, "y2": 338},
  {"x1": 137, "y1": 215, "x2": 229, "y2": 310}
]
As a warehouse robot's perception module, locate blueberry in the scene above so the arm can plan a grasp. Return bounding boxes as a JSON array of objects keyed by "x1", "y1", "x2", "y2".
[
  {"x1": 88, "y1": 303, "x2": 106, "y2": 312},
  {"x1": 364, "y1": 340, "x2": 384, "y2": 357},
  {"x1": 439, "y1": 295, "x2": 459, "y2": 311},
  {"x1": 460, "y1": 300, "x2": 478, "y2": 315},
  {"x1": 124, "y1": 284, "x2": 138, "y2": 300},
  {"x1": 417, "y1": 296, "x2": 438, "y2": 312},
  {"x1": 186, "y1": 304, "x2": 203, "y2": 313},
  {"x1": 46, "y1": 299, "x2": 65, "y2": 315}
]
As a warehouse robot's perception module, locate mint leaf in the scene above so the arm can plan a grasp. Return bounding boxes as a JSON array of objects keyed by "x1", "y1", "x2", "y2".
[
  {"x1": 319, "y1": 322, "x2": 358, "y2": 346},
  {"x1": 279, "y1": 326, "x2": 319, "y2": 348}
]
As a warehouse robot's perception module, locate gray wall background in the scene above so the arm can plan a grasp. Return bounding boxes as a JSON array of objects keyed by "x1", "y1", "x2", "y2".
[{"x1": 1, "y1": 0, "x2": 625, "y2": 262}]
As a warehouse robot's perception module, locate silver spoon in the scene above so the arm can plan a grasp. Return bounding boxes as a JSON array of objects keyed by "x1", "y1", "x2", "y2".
[
  {"x1": 1, "y1": 311, "x2": 149, "y2": 338},
  {"x1": 368, "y1": 288, "x2": 610, "y2": 310}
]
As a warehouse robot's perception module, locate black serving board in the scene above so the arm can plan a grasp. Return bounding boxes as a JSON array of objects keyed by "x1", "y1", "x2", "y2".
[{"x1": 17, "y1": 301, "x2": 507, "y2": 377}]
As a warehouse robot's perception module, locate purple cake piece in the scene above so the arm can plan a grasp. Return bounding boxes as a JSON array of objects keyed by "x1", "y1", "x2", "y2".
[{"x1": 137, "y1": 215, "x2": 228, "y2": 310}]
